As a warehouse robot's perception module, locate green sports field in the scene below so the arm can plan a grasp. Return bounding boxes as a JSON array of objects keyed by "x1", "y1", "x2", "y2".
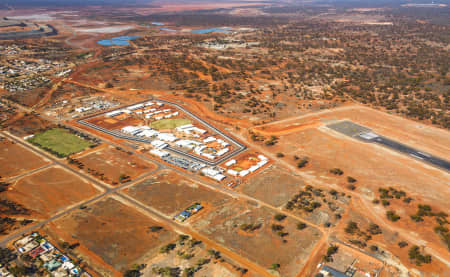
[
  {"x1": 150, "y1": 118, "x2": 191, "y2": 130},
  {"x1": 28, "y1": 128, "x2": 94, "y2": 157}
]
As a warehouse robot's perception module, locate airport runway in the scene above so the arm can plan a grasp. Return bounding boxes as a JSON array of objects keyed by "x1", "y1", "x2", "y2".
[
  {"x1": 363, "y1": 135, "x2": 450, "y2": 171},
  {"x1": 327, "y1": 120, "x2": 450, "y2": 171}
]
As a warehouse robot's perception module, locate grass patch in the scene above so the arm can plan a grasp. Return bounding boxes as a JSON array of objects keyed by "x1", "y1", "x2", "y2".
[
  {"x1": 150, "y1": 118, "x2": 191, "y2": 130},
  {"x1": 29, "y1": 128, "x2": 93, "y2": 157}
]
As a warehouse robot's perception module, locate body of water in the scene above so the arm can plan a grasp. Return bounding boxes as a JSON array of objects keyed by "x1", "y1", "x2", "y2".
[
  {"x1": 189, "y1": 28, "x2": 232, "y2": 34},
  {"x1": 97, "y1": 36, "x2": 140, "y2": 46}
]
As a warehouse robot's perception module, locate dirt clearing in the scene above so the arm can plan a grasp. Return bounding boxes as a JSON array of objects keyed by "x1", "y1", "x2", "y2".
[
  {"x1": 74, "y1": 145, "x2": 156, "y2": 185},
  {"x1": 0, "y1": 136, "x2": 50, "y2": 178},
  {"x1": 125, "y1": 169, "x2": 230, "y2": 217},
  {"x1": 45, "y1": 197, "x2": 177, "y2": 275},
  {"x1": 6, "y1": 166, "x2": 100, "y2": 218},
  {"x1": 192, "y1": 200, "x2": 322, "y2": 277},
  {"x1": 240, "y1": 165, "x2": 304, "y2": 207}
]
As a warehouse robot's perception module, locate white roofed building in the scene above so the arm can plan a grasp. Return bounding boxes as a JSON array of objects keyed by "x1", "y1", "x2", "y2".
[
  {"x1": 157, "y1": 133, "x2": 178, "y2": 142},
  {"x1": 225, "y1": 159, "x2": 236, "y2": 167}
]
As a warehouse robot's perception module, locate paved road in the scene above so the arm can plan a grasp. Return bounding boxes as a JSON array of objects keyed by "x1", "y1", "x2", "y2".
[{"x1": 359, "y1": 135, "x2": 450, "y2": 171}]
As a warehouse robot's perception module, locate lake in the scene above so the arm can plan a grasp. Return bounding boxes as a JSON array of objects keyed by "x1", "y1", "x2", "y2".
[
  {"x1": 189, "y1": 28, "x2": 232, "y2": 34},
  {"x1": 97, "y1": 35, "x2": 140, "y2": 46}
]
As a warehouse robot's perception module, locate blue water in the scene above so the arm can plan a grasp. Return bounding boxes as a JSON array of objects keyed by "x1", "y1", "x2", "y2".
[
  {"x1": 97, "y1": 36, "x2": 140, "y2": 46},
  {"x1": 152, "y1": 22, "x2": 164, "y2": 26},
  {"x1": 111, "y1": 36, "x2": 140, "y2": 40},
  {"x1": 189, "y1": 28, "x2": 231, "y2": 34}
]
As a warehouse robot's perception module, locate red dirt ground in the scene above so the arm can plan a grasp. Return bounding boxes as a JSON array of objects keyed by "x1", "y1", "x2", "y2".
[
  {"x1": 45, "y1": 197, "x2": 177, "y2": 274},
  {"x1": 6, "y1": 166, "x2": 100, "y2": 218},
  {"x1": 74, "y1": 145, "x2": 156, "y2": 185},
  {"x1": 0, "y1": 137, "x2": 50, "y2": 179}
]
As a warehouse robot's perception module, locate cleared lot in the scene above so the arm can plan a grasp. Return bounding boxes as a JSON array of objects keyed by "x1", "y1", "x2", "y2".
[
  {"x1": 125, "y1": 169, "x2": 229, "y2": 217},
  {"x1": 0, "y1": 136, "x2": 49, "y2": 178},
  {"x1": 46, "y1": 197, "x2": 177, "y2": 275},
  {"x1": 6, "y1": 166, "x2": 100, "y2": 218},
  {"x1": 75, "y1": 145, "x2": 157, "y2": 185},
  {"x1": 240, "y1": 165, "x2": 304, "y2": 207},
  {"x1": 192, "y1": 200, "x2": 322, "y2": 277}
]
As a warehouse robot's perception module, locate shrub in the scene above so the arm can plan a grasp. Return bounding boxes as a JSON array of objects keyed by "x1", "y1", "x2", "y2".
[
  {"x1": 408, "y1": 245, "x2": 432, "y2": 265},
  {"x1": 160, "y1": 243, "x2": 176, "y2": 254},
  {"x1": 345, "y1": 221, "x2": 359, "y2": 234},
  {"x1": 271, "y1": 224, "x2": 284, "y2": 231},
  {"x1": 270, "y1": 264, "x2": 280, "y2": 271},
  {"x1": 347, "y1": 184, "x2": 356, "y2": 190},
  {"x1": 410, "y1": 214, "x2": 424, "y2": 222},
  {"x1": 297, "y1": 222, "x2": 307, "y2": 230},
  {"x1": 386, "y1": 211, "x2": 400, "y2": 222},
  {"x1": 347, "y1": 176, "x2": 357, "y2": 183},
  {"x1": 368, "y1": 223, "x2": 382, "y2": 235},
  {"x1": 323, "y1": 245, "x2": 338, "y2": 262},
  {"x1": 240, "y1": 223, "x2": 262, "y2": 232},
  {"x1": 274, "y1": 214, "x2": 287, "y2": 221},
  {"x1": 403, "y1": 197, "x2": 413, "y2": 203},
  {"x1": 149, "y1": 226, "x2": 163, "y2": 232},
  {"x1": 297, "y1": 158, "x2": 309, "y2": 168},
  {"x1": 330, "y1": 168, "x2": 343, "y2": 175},
  {"x1": 398, "y1": 241, "x2": 408, "y2": 248},
  {"x1": 381, "y1": 199, "x2": 390, "y2": 206}
]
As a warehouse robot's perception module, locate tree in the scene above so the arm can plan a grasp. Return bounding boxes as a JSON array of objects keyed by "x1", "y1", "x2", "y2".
[
  {"x1": 274, "y1": 214, "x2": 287, "y2": 221},
  {"x1": 297, "y1": 158, "x2": 309, "y2": 168},
  {"x1": 270, "y1": 263, "x2": 280, "y2": 271},
  {"x1": 323, "y1": 245, "x2": 338, "y2": 262},
  {"x1": 297, "y1": 222, "x2": 307, "y2": 230},
  {"x1": 345, "y1": 221, "x2": 358, "y2": 234},
  {"x1": 124, "y1": 269, "x2": 140, "y2": 277},
  {"x1": 271, "y1": 224, "x2": 284, "y2": 231},
  {"x1": 386, "y1": 211, "x2": 400, "y2": 222},
  {"x1": 160, "y1": 243, "x2": 176, "y2": 254},
  {"x1": 330, "y1": 168, "x2": 343, "y2": 175}
]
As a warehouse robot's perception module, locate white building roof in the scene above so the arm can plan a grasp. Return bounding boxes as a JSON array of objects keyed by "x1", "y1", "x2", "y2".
[
  {"x1": 151, "y1": 140, "x2": 168, "y2": 149},
  {"x1": 258, "y1": 160, "x2": 268, "y2": 167},
  {"x1": 176, "y1": 140, "x2": 201, "y2": 149},
  {"x1": 258, "y1": 155, "x2": 268, "y2": 161},
  {"x1": 239, "y1": 170, "x2": 250, "y2": 177},
  {"x1": 106, "y1": 110, "x2": 122, "y2": 117},
  {"x1": 201, "y1": 153, "x2": 216, "y2": 160},
  {"x1": 227, "y1": 169, "x2": 238, "y2": 176},
  {"x1": 213, "y1": 174, "x2": 226, "y2": 181},
  {"x1": 150, "y1": 149, "x2": 170, "y2": 157},
  {"x1": 203, "y1": 136, "x2": 216, "y2": 143},
  {"x1": 122, "y1": 126, "x2": 140, "y2": 134},
  {"x1": 157, "y1": 133, "x2": 178, "y2": 142},
  {"x1": 225, "y1": 159, "x2": 236, "y2": 167},
  {"x1": 216, "y1": 148, "x2": 229, "y2": 156}
]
